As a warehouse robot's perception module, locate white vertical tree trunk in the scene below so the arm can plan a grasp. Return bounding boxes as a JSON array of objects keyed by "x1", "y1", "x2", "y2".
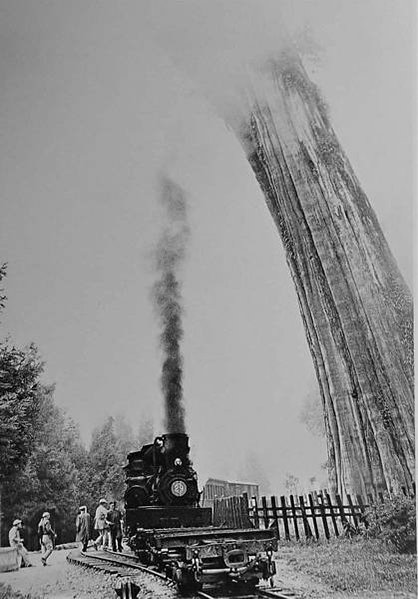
[{"x1": 230, "y1": 53, "x2": 414, "y2": 496}]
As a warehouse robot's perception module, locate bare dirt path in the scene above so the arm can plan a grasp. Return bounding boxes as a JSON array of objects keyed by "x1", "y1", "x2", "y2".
[
  {"x1": 0, "y1": 549, "x2": 177, "y2": 599},
  {"x1": 0, "y1": 549, "x2": 116, "y2": 598}
]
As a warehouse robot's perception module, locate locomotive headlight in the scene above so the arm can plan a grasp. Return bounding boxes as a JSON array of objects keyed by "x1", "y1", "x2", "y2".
[
  {"x1": 174, "y1": 458, "x2": 182, "y2": 467},
  {"x1": 171, "y1": 479, "x2": 187, "y2": 497}
]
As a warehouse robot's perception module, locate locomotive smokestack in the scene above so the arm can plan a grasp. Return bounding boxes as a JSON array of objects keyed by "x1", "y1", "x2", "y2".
[{"x1": 152, "y1": 175, "x2": 190, "y2": 434}]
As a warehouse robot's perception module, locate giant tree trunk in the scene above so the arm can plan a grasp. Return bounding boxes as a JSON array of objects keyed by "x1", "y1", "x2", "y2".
[{"x1": 230, "y1": 52, "x2": 414, "y2": 496}]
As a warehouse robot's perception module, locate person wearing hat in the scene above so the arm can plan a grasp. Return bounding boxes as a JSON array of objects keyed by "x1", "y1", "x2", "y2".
[
  {"x1": 76, "y1": 505, "x2": 91, "y2": 552},
  {"x1": 107, "y1": 501, "x2": 124, "y2": 552},
  {"x1": 37, "y1": 512, "x2": 57, "y2": 566},
  {"x1": 8, "y1": 519, "x2": 32, "y2": 568},
  {"x1": 93, "y1": 499, "x2": 109, "y2": 550}
]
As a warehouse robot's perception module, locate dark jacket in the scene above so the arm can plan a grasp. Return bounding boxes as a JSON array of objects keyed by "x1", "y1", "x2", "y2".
[{"x1": 107, "y1": 509, "x2": 123, "y2": 537}]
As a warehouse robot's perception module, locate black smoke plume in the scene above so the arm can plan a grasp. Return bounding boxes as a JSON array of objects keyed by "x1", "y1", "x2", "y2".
[{"x1": 152, "y1": 175, "x2": 190, "y2": 434}]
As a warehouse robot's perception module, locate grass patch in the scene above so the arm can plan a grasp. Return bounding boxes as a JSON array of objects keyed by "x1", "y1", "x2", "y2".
[
  {"x1": 0, "y1": 583, "x2": 41, "y2": 599},
  {"x1": 278, "y1": 537, "x2": 417, "y2": 593}
]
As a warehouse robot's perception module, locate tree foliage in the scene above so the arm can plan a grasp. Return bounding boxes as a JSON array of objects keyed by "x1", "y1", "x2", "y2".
[
  {"x1": 1, "y1": 386, "x2": 91, "y2": 547},
  {"x1": 284, "y1": 472, "x2": 300, "y2": 495},
  {"x1": 88, "y1": 416, "x2": 137, "y2": 503},
  {"x1": 0, "y1": 265, "x2": 89, "y2": 545},
  {"x1": 0, "y1": 265, "x2": 156, "y2": 547},
  {"x1": 137, "y1": 415, "x2": 154, "y2": 446},
  {"x1": 365, "y1": 494, "x2": 416, "y2": 554},
  {"x1": 0, "y1": 343, "x2": 45, "y2": 481}
]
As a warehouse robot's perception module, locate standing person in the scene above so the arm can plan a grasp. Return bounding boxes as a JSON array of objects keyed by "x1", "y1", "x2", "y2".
[
  {"x1": 93, "y1": 498, "x2": 109, "y2": 550},
  {"x1": 75, "y1": 506, "x2": 91, "y2": 552},
  {"x1": 8, "y1": 519, "x2": 32, "y2": 568},
  {"x1": 37, "y1": 512, "x2": 56, "y2": 566},
  {"x1": 107, "y1": 501, "x2": 123, "y2": 552}
]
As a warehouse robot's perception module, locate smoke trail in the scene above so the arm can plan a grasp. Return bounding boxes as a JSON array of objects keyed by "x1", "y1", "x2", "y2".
[{"x1": 152, "y1": 175, "x2": 190, "y2": 434}]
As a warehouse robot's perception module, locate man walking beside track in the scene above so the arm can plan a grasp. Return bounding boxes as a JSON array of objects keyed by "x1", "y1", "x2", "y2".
[
  {"x1": 76, "y1": 506, "x2": 91, "y2": 552},
  {"x1": 37, "y1": 512, "x2": 56, "y2": 566},
  {"x1": 8, "y1": 519, "x2": 32, "y2": 568},
  {"x1": 93, "y1": 498, "x2": 109, "y2": 550},
  {"x1": 107, "y1": 501, "x2": 123, "y2": 552}
]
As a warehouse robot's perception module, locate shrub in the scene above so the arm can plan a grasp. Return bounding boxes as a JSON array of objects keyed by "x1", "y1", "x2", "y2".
[{"x1": 365, "y1": 493, "x2": 416, "y2": 554}]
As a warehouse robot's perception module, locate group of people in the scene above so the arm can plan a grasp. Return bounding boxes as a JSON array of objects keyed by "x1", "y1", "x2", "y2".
[
  {"x1": 8, "y1": 499, "x2": 124, "y2": 570},
  {"x1": 8, "y1": 512, "x2": 56, "y2": 568},
  {"x1": 76, "y1": 499, "x2": 124, "y2": 553}
]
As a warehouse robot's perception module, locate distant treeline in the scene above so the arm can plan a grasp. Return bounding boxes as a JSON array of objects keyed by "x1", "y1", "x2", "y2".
[{"x1": 0, "y1": 264, "x2": 152, "y2": 548}]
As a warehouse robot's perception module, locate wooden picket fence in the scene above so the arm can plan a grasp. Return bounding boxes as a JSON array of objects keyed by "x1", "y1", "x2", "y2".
[{"x1": 213, "y1": 486, "x2": 415, "y2": 541}]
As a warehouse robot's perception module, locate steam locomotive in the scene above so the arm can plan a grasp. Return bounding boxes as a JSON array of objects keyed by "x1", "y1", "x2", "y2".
[{"x1": 124, "y1": 433, "x2": 277, "y2": 594}]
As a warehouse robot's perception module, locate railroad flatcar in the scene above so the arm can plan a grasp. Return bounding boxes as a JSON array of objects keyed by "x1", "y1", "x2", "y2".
[{"x1": 124, "y1": 433, "x2": 277, "y2": 594}]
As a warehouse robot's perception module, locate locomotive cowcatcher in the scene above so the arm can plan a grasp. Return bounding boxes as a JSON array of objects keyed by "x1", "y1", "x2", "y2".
[{"x1": 124, "y1": 433, "x2": 277, "y2": 594}]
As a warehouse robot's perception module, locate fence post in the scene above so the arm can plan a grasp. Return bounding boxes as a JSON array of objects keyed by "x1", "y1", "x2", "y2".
[
  {"x1": 270, "y1": 495, "x2": 280, "y2": 539},
  {"x1": 261, "y1": 496, "x2": 269, "y2": 529},
  {"x1": 299, "y1": 496, "x2": 312, "y2": 539},
  {"x1": 308, "y1": 493, "x2": 319, "y2": 540},
  {"x1": 280, "y1": 496, "x2": 290, "y2": 540},
  {"x1": 289, "y1": 495, "x2": 300, "y2": 541},
  {"x1": 252, "y1": 496, "x2": 260, "y2": 529},
  {"x1": 318, "y1": 493, "x2": 330, "y2": 539},
  {"x1": 325, "y1": 492, "x2": 339, "y2": 537},
  {"x1": 356, "y1": 494, "x2": 368, "y2": 529},
  {"x1": 335, "y1": 493, "x2": 347, "y2": 531},
  {"x1": 346, "y1": 494, "x2": 358, "y2": 528}
]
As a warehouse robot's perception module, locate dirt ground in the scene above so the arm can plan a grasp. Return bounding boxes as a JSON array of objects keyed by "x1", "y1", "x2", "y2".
[
  {"x1": 0, "y1": 550, "x2": 415, "y2": 599},
  {"x1": 0, "y1": 550, "x2": 115, "y2": 598},
  {"x1": 0, "y1": 549, "x2": 177, "y2": 599}
]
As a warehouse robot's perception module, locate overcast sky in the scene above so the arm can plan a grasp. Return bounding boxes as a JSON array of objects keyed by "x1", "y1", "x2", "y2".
[{"x1": 0, "y1": 0, "x2": 415, "y2": 492}]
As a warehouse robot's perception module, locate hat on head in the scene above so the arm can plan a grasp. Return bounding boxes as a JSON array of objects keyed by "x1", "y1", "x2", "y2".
[
  {"x1": 79, "y1": 505, "x2": 87, "y2": 511},
  {"x1": 13, "y1": 519, "x2": 22, "y2": 526},
  {"x1": 42, "y1": 512, "x2": 50, "y2": 518},
  {"x1": 99, "y1": 498, "x2": 107, "y2": 504}
]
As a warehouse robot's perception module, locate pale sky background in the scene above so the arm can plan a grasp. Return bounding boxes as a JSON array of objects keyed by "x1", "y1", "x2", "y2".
[{"x1": 0, "y1": 0, "x2": 415, "y2": 493}]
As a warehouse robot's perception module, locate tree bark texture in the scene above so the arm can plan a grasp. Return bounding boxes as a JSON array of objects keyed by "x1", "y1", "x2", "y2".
[{"x1": 230, "y1": 53, "x2": 414, "y2": 497}]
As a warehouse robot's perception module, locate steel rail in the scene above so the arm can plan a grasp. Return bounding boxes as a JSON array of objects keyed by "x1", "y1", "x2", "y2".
[
  {"x1": 68, "y1": 549, "x2": 299, "y2": 599},
  {"x1": 79, "y1": 549, "x2": 171, "y2": 581}
]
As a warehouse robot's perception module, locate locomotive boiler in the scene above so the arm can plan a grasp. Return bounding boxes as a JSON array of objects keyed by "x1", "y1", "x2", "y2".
[{"x1": 124, "y1": 433, "x2": 277, "y2": 594}]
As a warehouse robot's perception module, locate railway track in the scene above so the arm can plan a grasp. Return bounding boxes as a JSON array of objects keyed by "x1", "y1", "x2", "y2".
[{"x1": 67, "y1": 548, "x2": 302, "y2": 599}]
